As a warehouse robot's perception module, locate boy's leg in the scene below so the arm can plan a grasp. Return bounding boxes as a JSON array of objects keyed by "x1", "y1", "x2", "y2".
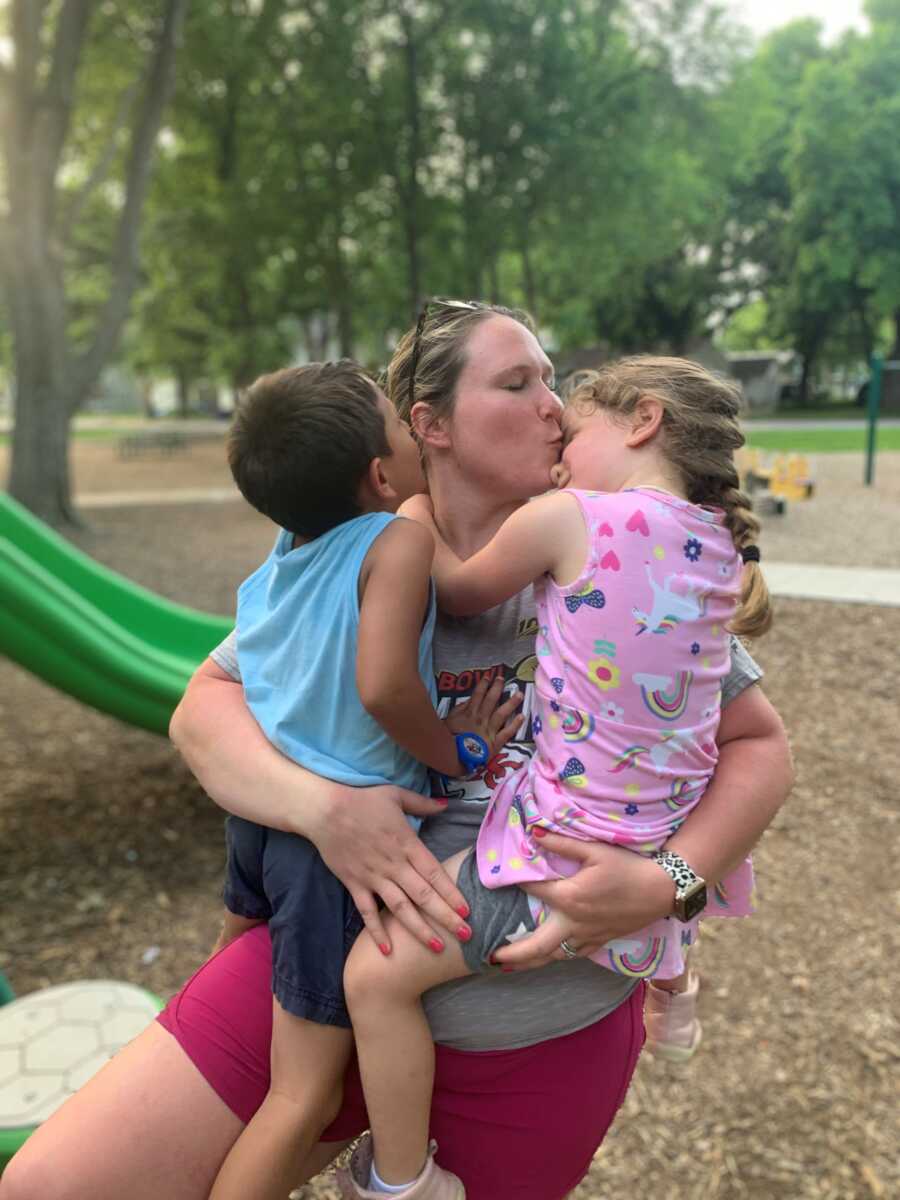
[
  {"x1": 209, "y1": 1001, "x2": 352, "y2": 1200},
  {"x1": 344, "y1": 850, "x2": 473, "y2": 1187}
]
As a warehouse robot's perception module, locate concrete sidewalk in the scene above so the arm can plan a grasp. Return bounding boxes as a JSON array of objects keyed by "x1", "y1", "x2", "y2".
[{"x1": 763, "y1": 562, "x2": 900, "y2": 607}]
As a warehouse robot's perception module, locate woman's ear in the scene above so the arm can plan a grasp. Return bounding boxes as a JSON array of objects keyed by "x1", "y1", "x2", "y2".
[
  {"x1": 410, "y1": 401, "x2": 451, "y2": 450},
  {"x1": 626, "y1": 395, "x2": 664, "y2": 448}
]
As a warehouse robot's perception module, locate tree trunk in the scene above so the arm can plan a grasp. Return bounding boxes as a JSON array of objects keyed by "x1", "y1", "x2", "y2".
[
  {"x1": 798, "y1": 351, "x2": 816, "y2": 407},
  {"x1": 891, "y1": 307, "x2": 900, "y2": 359},
  {"x1": 0, "y1": 0, "x2": 188, "y2": 528},
  {"x1": 8, "y1": 360, "x2": 77, "y2": 527},
  {"x1": 176, "y1": 368, "x2": 191, "y2": 418}
]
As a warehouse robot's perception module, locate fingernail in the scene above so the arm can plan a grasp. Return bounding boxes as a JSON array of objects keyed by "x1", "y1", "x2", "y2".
[
  {"x1": 456, "y1": 925, "x2": 472, "y2": 942},
  {"x1": 501, "y1": 966, "x2": 515, "y2": 973},
  {"x1": 435, "y1": 798, "x2": 449, "y2": 806},
  {"x1": 456, "y1": 903, "x2": 470, "y2": 918},
  {"x1": 533, "y1": 826, "x2": 547, "y2": 839},
  {"x1": 489, "y1": 953, "x2": 499, "y2": 965},
  {"x1": 429, "y1": 937, "x2": 445, "y2": 953},
  {"x1": 379, "y1": 943, "x2": 391, "y2": 957}
]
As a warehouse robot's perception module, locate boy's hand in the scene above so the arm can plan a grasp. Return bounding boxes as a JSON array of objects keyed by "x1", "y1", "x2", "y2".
[
  {"x1": 550, "y1": 462, "x2": 571, "y2": 489},
  {"x1": 444, "y1": 674, "x2": 523, "y2": 770}
]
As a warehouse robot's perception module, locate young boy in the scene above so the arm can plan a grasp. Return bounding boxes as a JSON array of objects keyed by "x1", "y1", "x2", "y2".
[{"x1": 206, "y1": 362, "x2": 520, "y2": 1200}]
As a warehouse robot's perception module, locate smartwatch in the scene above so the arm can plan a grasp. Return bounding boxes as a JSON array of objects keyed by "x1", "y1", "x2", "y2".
[
  {"x1": 454, "y1": 732, "x2": 490, "y2": 775},
  {"x1": 651, "y1": 850, "x2": 707, "y2": 922}
]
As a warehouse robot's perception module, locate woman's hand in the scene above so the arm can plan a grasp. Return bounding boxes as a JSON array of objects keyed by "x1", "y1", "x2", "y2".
[
  {"x1": 490, "y1": 834, "x2": 674, "y2": 969},
  {"x1": 308, "y1": 782, "x2": 472, "y2": 955}
]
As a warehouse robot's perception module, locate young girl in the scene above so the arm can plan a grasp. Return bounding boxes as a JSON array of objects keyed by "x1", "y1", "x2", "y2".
[{"x1": 339, "y1": 356, "x2": 773, "y2": 1199}]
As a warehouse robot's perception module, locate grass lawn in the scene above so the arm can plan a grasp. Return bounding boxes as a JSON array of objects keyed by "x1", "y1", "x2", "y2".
[{"x1": 747, "y1": 427, "x2": 900, "y2": 453}]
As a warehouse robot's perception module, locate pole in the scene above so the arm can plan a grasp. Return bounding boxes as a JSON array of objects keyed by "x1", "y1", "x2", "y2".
[{"x1": 864, "y1": 354, "x2": 882, "y2": 486}]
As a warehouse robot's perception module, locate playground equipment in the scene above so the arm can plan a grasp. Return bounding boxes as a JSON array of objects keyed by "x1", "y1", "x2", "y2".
[
  {"x1": 736, "y1": 449, "x2": 815, "y2": 513},
  {"x1": 0, "y1": 969, "x2": 162, "y2": 1171},
  {"x1": 0, "y1": 491, "x2": 232, "y2": 734}
]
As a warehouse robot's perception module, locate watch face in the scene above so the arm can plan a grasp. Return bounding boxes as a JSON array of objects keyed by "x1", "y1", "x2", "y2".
[
  {"x1": 462, "y1": 735, "x2": 485, "y2": 758},
  {"x1": 680, "y1": 882, "x2": 707, "y2": 922}
]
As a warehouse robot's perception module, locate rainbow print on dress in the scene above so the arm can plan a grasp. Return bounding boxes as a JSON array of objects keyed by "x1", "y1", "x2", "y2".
[{"x1": 633, "y1": 670, "x2": 693, "y2": 721}]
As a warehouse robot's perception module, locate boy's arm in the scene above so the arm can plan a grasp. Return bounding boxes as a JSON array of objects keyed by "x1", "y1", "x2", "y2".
[
  {"x1": 421, "y1": 492, "x2": 583, "y2": 617},
  {"x1": 357, "y1": 519, "x2": 519, "y2": 776}
]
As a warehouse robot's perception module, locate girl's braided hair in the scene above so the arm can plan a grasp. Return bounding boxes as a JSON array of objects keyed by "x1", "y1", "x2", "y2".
[{"x1": 565, "y1": 356, "x2": 772, "y2": 638}]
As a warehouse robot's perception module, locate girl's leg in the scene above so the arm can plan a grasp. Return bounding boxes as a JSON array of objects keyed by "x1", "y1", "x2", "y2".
[
  {"x1": 344, "y1": 850, "x2": 473, "y2": 1188},
  {"x1": 0, "y1": 1022, "x2": 244, "y2": 1200},
  {"x1": 209, "y1": 1002, "x2": 352, "y2": 1200}
]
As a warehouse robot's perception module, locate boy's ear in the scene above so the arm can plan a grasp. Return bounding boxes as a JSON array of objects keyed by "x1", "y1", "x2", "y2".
[
  {"x1": 410, "y1": 401, "x2": 451, "y2": 450},
  {"x1": 362, "y1": 456, "x2": 398, "y2": 504},
  {"x1": 626, "y1": 395, "x2": 664, "y2": 448}
]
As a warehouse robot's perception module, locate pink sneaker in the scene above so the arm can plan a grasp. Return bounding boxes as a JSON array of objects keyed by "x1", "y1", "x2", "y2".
[
  {"x1": 644, "y1": 973, "x2": 702, "y2": 1063},
  {"x1": 336, "y1": 1134, "x2": 466, "y2": 1199}
]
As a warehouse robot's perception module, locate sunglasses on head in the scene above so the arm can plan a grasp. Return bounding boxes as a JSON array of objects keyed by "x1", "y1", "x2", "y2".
[{"x1": 407, "y1": 298, "x2": 485, "y2": 414}]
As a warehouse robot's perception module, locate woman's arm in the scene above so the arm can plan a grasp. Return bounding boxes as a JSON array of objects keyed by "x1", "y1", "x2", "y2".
[
  {"x1": 169, "y1": 661, "x2": 471, "y2": 951},
  {"x1": 493, "y1": 682, "x2": 792, "y2": 967}
]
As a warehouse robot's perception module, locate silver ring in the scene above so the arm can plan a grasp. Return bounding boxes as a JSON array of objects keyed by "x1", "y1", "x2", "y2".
[{"x1": 560, "y1": 938, "x2": 579, "y2": 959}]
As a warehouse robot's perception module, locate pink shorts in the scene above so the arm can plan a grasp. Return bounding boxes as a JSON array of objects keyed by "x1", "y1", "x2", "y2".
[{"x1": 157, "y1": 925, "x2": 644, "y2": 1200}]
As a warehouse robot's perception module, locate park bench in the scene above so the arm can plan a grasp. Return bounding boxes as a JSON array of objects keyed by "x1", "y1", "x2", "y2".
[{"x1": 116, "y1": 430, "x2": 189, "y2": 459}]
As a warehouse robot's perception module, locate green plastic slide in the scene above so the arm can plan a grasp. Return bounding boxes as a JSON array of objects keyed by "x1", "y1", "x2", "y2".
[{"x1": 0, "y1": 492, "x2": 233, "y2": 735}]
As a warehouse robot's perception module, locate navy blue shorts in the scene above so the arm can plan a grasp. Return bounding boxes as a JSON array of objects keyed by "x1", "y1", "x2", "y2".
[{"x1": 223, "y1": 815, "x2": 364, "y2": 1027}]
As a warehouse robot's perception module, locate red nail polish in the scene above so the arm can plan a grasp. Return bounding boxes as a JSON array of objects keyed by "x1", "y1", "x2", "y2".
[
  {"x1": 489, "y1": 953, "x2": 498, "y2": 965},
  {"x1": 533, "y1": 826, "x2": 547, "y2": 839},
  {"x1": 501, "y1": 965, "x2": 515, "y2": 973},
  {"x1": 379, "y1": 943, "x2": 391, "y2": 956},
  {"x1": 457, "y1": 925, "x2": 472, "y2": 942},
  {"x1": 435, "y1": 797, "x2": 449, "y2": 806},
  {"x1": 456, "y1": 904, "x2": 470, "y2": 918},
  {"x1": 429, "y1": 937, "x2": 445, "y2": 953}
]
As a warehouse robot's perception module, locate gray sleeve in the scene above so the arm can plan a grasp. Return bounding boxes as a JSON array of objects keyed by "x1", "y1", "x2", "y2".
[
  {"x1": 209, "y1": 629, "x2": 241, "y2": 681},
  {"x1": 722, "y1": 636, "x2": 763, "y2": 707}
]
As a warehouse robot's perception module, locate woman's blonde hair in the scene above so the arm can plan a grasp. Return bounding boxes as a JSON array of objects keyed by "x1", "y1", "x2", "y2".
[
  {"x1": 385, "y1": 300, "x2": 537, "y2": 431},
  {"x1": 566, "y1": 356, "x2": 772, "y2": 639}
]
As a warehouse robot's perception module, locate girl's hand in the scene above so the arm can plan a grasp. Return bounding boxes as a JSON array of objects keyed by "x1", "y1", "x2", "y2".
[
  {"x1": 490, "y1": 835, "x2": 675, "y2": 969},
  {"x1": 310, "y1": 783, "x2": 472, "y2": 955},
  {"x1": 550, "y1": 462, "x2": 571, "y2": 489},
  {"x1": 444, "y1": 673, "x2": 523, "y2": 765}
]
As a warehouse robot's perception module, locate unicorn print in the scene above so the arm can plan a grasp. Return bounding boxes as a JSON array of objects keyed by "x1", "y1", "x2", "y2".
[{"x1": 632, "y1": 564, "x2": 709, "y2": 636}]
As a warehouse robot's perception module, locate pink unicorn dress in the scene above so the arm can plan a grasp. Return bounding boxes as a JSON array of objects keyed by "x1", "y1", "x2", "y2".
[{"x1": 476, "y1": 487, "x2": 756, "y2": 979}]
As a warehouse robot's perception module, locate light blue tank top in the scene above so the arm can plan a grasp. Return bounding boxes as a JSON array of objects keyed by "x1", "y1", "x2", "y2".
[{"x1": 236, "y1": 512, "x2": 436, "y2": 802}]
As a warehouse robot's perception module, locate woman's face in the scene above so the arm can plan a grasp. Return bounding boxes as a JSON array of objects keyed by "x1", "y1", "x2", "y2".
[{"x1": 444, "y1": 315, "x2": 563, "y2": 501}]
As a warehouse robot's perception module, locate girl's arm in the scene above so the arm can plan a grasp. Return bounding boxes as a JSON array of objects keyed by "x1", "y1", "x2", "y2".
[
  {"x1": 169, "y1": 660, "x2": 470, "y2": 951},
  {"x1": 493, "y1": 682, "x2": 792, "y2": 967},
  {"x1": 356, "y1": 519, "x2": 522, "y2": 775},
  {"x1": 421, "y1": 492, "x2": 586, "y2": 617}
]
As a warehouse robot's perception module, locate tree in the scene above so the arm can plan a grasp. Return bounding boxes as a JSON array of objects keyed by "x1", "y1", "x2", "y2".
[{"x1": 0, "y1": 0, "x2": 188, "y2": 526}]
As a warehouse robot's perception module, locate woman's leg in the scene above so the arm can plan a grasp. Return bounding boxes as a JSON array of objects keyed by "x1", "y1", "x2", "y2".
[
  {"x1": 209, "y1": 1001, "x2": 352, "y2": 1200},
  {"x1": 344, "y1": 852, "x2": 473, "y2": 1187},
  {"x1": 0, "y1": 1022, "x2": 244, "y2": 1200}
]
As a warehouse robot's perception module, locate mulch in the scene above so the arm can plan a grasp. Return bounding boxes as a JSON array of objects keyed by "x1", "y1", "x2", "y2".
[{"x1": 1, "y1": 445, "x2": 898, "y2": 1199}]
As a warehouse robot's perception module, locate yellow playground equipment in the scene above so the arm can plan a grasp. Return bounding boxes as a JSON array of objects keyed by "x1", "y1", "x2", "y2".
[{"x1": 736, "y1": 449, "x2": 815, "y2": 513}]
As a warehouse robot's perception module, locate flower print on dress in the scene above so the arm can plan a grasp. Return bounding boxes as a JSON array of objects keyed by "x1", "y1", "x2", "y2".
[
  {"x1": 598, "y1": 699, "x2": 625, "y2": 723},
  {"x1": 624, "y1": 802, "x2": 639, "y2": 816},
  {"x1": 691, "y1": 642, "x2": 701, "y2": 655},
  {"x1": 588, "y1": 656, "x2": 621, "y2": 692},
  {"x1": 683, "y1": 536, "x2": 702, "y2": 562}
]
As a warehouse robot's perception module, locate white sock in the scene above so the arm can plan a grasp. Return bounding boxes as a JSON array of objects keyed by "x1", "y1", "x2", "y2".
[{"x1": 367, "y1": 1161, "x2": 421, "y2": 1194}]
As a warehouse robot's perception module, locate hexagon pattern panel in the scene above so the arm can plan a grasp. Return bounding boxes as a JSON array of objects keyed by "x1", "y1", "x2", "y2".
[{"x1": 0, "y1": 980, "x2": 161, "y2": 1127}]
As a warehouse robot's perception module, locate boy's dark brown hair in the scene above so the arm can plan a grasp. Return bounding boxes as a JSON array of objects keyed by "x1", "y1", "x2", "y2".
[{"x1": 228, "y1": 361, "x2": 390, "y2": 538}]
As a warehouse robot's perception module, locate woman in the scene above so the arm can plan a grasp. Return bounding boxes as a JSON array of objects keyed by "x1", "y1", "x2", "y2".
[{"x1": 1, "y1": 302, "x2": 792, "y2": 1200}]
